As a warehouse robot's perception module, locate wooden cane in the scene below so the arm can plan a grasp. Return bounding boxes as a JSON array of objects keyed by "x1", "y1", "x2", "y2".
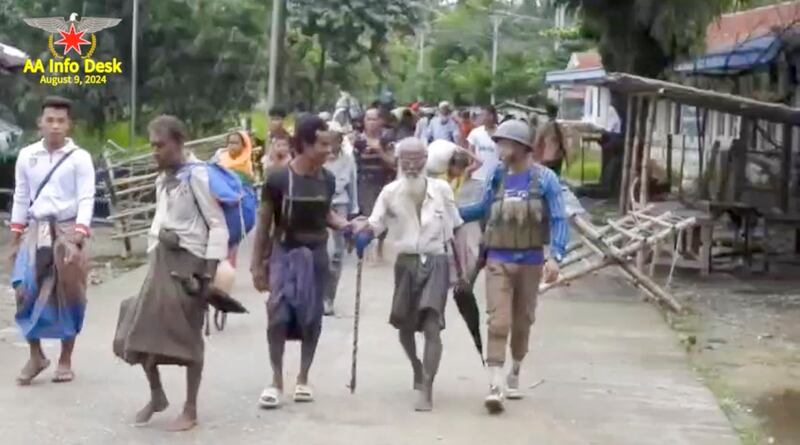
[{"x1": 349, "y1": 256, "x2": 363, "y2": 394}]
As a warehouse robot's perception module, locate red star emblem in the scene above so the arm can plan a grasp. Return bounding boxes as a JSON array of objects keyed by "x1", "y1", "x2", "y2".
[{"x1": 54, "y1": 24, "x2": 91, "y2": 56}]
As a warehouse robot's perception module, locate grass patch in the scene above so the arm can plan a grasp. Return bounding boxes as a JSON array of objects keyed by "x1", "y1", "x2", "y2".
[
  {"x1": 692, "y1": 364, "x2": 766, "y2": 445},
  {"x1": 71, "y1": 120, "x2": 150, "y2": 156},
  {"x1": 563, "y1": 149, "x2": 601, "y2": 183},
  {"x1": 248, "y1": 111, "x2": 296, "y2": 141}
]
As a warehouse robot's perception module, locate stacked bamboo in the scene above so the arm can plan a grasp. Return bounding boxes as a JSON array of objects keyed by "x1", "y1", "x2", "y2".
[{"x1": 542, "y1": 207, "x2": 696, "y2": 313}]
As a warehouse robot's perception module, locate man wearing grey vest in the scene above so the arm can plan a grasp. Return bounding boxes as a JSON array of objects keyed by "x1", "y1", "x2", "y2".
[{"x1": 459, "y1": 120, "x2": 568, "y2": 414}]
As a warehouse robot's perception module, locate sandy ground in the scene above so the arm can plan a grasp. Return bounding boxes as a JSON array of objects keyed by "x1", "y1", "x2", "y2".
[
  {"x1": 0, "y1": 237, "x2": 736, "y2": 445},
  {"x1": 671, "y1": 271, "x2": 800, "y2": 445}
]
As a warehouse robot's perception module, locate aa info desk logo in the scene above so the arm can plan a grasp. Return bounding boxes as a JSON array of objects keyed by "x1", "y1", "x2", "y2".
[{"x1": 22, "y1": 12, "x2": 122, "y2": 86}]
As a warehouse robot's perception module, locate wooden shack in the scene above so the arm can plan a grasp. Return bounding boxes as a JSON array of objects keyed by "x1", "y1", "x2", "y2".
[{"x1": 594, "y1": 73, "x2": 800, "y2": 273}]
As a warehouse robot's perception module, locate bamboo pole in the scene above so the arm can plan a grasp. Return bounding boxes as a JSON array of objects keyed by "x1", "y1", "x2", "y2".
[
  {"x1": 565, "y1": 210, "x2": 649, "y2": 254},
  {"x1": 619, "y1": 95, "x2": 636, "y2": 214},
  {"x1": 554, "y1": 215, "x2": 688, "y2": 313},
  {"x1": 577, "y1": 217, "x2": 685, "y2": 312},
  {"x1": 678, "y1": 134, "x2": 687, "y2": 198},
  {"x1": 639, "y1": 97, "x2": 658, "y2": 208},
  {"x1": 107, "y1": 204, "x2": 157, "y2": 221},
  {"x1": 557, "y1": 214, "x2": 695, "y2": 280},
  {"x1": 102, "y1": 151, "x2": 132, "y2": 256},
  {"x1": 628, "y1": 96, "x2": 645, "y2": 212},
  {"x1": 562, "y1": 208, "x2": 663, "y2": 268}
]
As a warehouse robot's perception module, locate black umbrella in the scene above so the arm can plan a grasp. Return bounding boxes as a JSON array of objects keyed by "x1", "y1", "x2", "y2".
[
  {"x1": 450, "y1": 241, "x2": 485, "y2": 366},
  {"x1": 206, "y1": 288, "x2": 248, "y2": 314}
]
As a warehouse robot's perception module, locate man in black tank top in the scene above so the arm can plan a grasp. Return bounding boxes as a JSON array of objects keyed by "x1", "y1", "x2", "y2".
[{"x1": 250, "y1": 115, "x2": 351, "y2": 409}]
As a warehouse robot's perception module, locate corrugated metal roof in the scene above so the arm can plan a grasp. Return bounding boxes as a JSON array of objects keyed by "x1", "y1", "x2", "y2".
[
  {"x1": 706, "y1": 1, "x2": 800, "y2": 52},
  {"x1": 674, "y1": 33, "x2": 783, "y2": 75},
  {"x1": 677, "y1": 2, "x2": 800, "y2": 75},
  {"x1": 574, "y1": 72, "x2": 800, "y2": 125},
  {"x1": 545, "y1": 67, "x2": 608, "y2": 85}
]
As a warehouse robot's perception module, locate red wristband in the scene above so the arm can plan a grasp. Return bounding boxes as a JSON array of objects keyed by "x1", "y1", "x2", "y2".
[
  {"x1": 74, "y1": 224, "x2": 91, "y2": 237},
  {"x1": 10, "y1": 223, "x2": 25, "y2": 234}
]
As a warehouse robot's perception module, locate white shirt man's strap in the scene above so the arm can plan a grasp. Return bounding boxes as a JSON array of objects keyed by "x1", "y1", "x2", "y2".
[{"x1": 10, "y1": 139, "x2": 96, "y2": 236}]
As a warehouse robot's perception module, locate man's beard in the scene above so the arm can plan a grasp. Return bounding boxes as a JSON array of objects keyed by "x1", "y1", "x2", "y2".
[{"x1": 399, "y1": 173, "x2": 427, "y2": 202}]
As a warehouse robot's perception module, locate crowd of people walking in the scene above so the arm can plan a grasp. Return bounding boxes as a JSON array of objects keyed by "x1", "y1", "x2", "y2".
[{"x1": 7, "y1": 94, "x2": 569, "y2": 432}]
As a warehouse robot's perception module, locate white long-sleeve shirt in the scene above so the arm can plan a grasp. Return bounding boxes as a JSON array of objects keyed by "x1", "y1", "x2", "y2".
[
  {"x1": 10, "y1": 138, "x2": 95, "y2": 235},
  {"x1": 148, "y1": 166, "x2": 229, "y2": 260},
  {"x1": 368, "y1": 178, "x2": 464, "y2": 256}
]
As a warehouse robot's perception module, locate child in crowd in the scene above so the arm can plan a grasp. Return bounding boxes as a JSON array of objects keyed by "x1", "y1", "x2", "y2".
[{"x1": 262, "y1": 134, "x2": 292, "y2": 178}]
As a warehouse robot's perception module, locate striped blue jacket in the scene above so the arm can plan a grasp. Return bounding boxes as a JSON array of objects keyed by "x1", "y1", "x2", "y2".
[{"x1": 459, "y1": 165, "x2": 569, "y2": 260}]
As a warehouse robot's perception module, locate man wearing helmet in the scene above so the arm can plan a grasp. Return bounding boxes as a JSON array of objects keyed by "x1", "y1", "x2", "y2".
[{"x1": 459, "y1": 119, "x2": 568, "y2": 414}]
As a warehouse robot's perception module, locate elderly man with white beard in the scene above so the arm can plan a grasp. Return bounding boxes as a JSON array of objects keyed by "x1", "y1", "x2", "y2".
[{"x1": 353, "y1": 137, "x2": 463, "y2": 412}]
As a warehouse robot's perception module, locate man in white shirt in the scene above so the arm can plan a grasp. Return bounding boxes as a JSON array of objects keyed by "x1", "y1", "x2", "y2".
[
  {"x1": 9, "y1": 96, "x2": 95, "y2": 386},
  {"x1": 467, "y1": 105, "x2": 500, "y2": 184},
  {"x1": 423, "y1": 101, "x2": 461, "y2": 144},
  {"x1": 354, "y1": 137, "x2": 463, "y2": 413},
  {"x1": 323, "y1": 121, "x2": 359, "y2": 316}
]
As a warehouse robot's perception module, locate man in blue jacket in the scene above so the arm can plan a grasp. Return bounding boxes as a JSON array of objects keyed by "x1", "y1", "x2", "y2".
[{"x1": 459, "y1": 119, "x2": 568, "y2": 414}]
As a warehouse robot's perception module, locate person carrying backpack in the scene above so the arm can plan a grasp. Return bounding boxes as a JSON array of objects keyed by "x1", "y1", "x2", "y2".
[
  {"x1": 533, "y1": 104, "x2": 569, "y2": 176},
  {"x1": 114, "y1": 115, "x2": 230, "y2": 432},
  {"x1": 213, "y1": 130, "x2": 257, "y2": 266}
]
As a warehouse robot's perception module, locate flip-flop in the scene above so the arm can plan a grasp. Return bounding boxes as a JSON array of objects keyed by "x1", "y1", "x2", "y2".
[
  {"x1": 52, "y1": 367, "x2": 75, "y2": 383},
  {"x1": 258, "y1": 386, "x2": 282, "y2": 409},
  {"x1": 293, "y1": 384, "x2": 314, "y2": 403},
  {"x1": 16, "y1": 359, "x2": 51, "y2": 386}
]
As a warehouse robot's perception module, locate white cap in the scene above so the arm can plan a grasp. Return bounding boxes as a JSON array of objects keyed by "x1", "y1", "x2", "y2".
[
  {"x1": 328, "y1": 120, "x2": 350, "y2": 134},
  {"x1": 438, "y1": 101, "x2": 451, "y2": 110}
]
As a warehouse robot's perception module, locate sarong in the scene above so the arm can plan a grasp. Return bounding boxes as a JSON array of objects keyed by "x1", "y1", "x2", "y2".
[
  {"x1": 391, "y1": 254, "x2": 449, "y2": 332},
  {"x1": 113, "y1": 231, "x2": 207, "y2": 366},
  {"x1": 267, "y1": 242, "x2": 328, "y2": 341},
  {"x1": 11, "y1": 220, "x2": 88, "y2": 340}
]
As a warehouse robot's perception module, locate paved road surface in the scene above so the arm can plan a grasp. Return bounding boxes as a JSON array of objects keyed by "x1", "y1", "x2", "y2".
[{"x1": 0, "y1": 239, "x2": 739, "y2": 445}]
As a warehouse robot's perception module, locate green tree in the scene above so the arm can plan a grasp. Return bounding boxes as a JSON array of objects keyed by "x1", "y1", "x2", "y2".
[
  {"x1": 0, "y1": 0, "x2": 267, "y2": 149},
  {"x1": 402, "y1": 0, "x2": 578, "y2": 106},
  {"x1": 286, "y1": 0, "x2": 418, "y2": 108},
  {"x1": 555, "y1": 0, "x2": 767, "y2": 77}
]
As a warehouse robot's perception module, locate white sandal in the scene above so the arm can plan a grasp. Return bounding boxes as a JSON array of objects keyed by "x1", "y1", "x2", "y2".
[
  {"x1": 506, "y1": 374, "x2": 524, "y2": 400},
  {"x1": 484, "y1": 385, "x2": 505, "y2": 414},
  {"x1": 258, "y1": 386, "x2": 282, "y2": 409},
  {"x1": 293, "y1": 384, "x2": 314, "y2": 403}
]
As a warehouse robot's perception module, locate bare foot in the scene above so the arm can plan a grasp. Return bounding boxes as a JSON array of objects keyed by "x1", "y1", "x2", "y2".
[
  {"x1": 16, "y1": 358, "x2": 50, "y2": 386},
  {"x1": 52, "y1": 366, "x2": 75, "y2": 383},
  {"x1": 412, "y1": 362, "x2": 424, "y2": 391},
  {"x1": 134, "y1": 391, "x2": 169, "y2": 426},
  {"x1": 164, "y1": 407, "x2": 197, "y2": 432},
  {"x1": 414, "y1": 385, "x2": 433, "y2": 412}
]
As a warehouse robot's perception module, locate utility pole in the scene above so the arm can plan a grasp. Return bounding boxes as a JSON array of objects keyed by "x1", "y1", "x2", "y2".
[
  {"x1": 417, "y1": 28, "x2": 426, "y2": 100},
  {"x1": 129, "y1": 0, "x2": 139, "y2": 150},
  {"x1": 416, "y1": 0, "x2": 430, "y2": 102},
  {"x1": 266, "y1": 0, "x2": 283, "y2": 112},
  {"x1": 417, "y1": 29, "x2": 425, "y2": 75},
  {"x1": 490, "y1": 15, "x2": 502, "y2": 106}
]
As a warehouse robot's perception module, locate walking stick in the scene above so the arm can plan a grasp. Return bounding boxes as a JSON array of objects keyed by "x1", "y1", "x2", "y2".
[{"x1": 349, "y1": 255, "x2": 363, "y2": 394}]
